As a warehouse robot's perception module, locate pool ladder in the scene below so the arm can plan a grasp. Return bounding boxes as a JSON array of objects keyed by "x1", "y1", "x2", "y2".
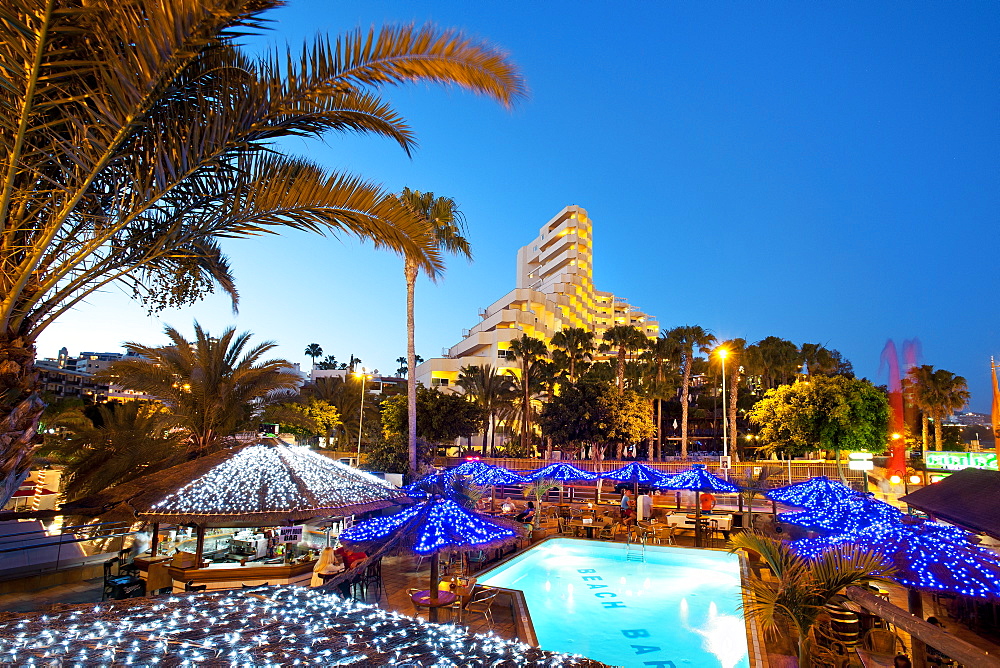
[{"x1": 625, "y1": 532, "x2": 646, "y2": 562}]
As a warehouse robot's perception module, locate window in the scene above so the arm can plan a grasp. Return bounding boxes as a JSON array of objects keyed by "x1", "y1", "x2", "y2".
[{"x1": 432, "y1": 378, "x2": 450, "y2": 387}]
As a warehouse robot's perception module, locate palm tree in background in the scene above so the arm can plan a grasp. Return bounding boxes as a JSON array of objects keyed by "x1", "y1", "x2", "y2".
[
  {"x1": 457, "y1": 363, "x2": 515, "y2": 455},
  {"x1": 395, "y1": 354, "x2": 423, "y2": 377},
  {"x1": 300, "y1": 375, "x2": 370, "y2": 450},
  {"x1": 642, "y1": 333, "x2": 680, "y2": 459},
  {"x1": 398, "y1": 188, "x2": 473, "y2": 476},
  {"x1": 600, "y1": 325, "x2": 650, "y2": 392},
  {"x1": 713, "y1": 338, "x2": 746, "y2": 462},
  {"x1": 0, "y1": 0, "x2": 527, "y2": 503},
  {"x1": 305, "y1": 343, "x2": 324, "y2": 370},
  {"x1": 550, "y1": 327, "x2": 595, "y2": 383},
  {"x1": 907, "y1": 365, "x2": 970, "y2": 450},
  {"x1": 506, "y1": 335, "x2": 549, "y2": 454},
  {"x1": 746, "y1": 336, "x2": 800, "y2": 390},
  {"x1": 38, "y1": 402, "x2": 184, "y2": 501},
  {"x1": 666, "y1": 325, "x2": 717, "y2": 459},
  {"x1": 105, "y1": 324, "x2": 301, "y2": 456}
]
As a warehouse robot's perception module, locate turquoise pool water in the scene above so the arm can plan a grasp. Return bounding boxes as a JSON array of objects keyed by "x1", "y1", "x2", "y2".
[{"x1": 477, "y1": 538, "x2": 750, "y2": 668}]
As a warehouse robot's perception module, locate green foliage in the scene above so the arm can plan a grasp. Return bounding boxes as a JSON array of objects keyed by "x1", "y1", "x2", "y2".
[
  {"x1": 522, "y1": 477, "x2": 560, "y2": 528},
  {"x1": 595, "y1": 385, "x2": 655, "y2": 446},
  {"x1": 37, "y1": 402, "x2": 184, "y2": 500},
  {"x1": 103, "y1": 323, "x2": 301, "y2": 456},
  {"x1": 282, "y1": 398, "x2": 341, "y2": 440},
  {"x1": 381, "y1": 388, "x2": 484, "y2": 444},
  {"x1": 747, "y1": 375, "x2": 889, "y2": 458},
  {"x1": 539, "y1": 380, "x2": 604, "y2": 446},
  {"x1": 730, "y1": 531, "x2": 893, "y2": 667}
]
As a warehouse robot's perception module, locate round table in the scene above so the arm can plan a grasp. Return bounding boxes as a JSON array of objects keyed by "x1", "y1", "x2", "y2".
[{"x1": 411, "y1": 589, "x2": 458, "y2": 623}]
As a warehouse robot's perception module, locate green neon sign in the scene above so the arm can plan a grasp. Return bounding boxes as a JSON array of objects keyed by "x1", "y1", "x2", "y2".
[{"x1": 924, "y1": 451, "x2": 997, "y2": 471}]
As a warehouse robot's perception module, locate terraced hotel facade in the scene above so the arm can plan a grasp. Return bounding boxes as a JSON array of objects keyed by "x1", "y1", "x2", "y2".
[{"x1": 414, "y1": 205, "x2": 659, "y2": 390}]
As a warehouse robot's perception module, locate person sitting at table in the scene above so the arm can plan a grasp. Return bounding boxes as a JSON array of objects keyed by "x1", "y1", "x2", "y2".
[
  {"x1": 893, "y1": 655, "x2": 912, "y2": 668},
  {"x1": 500, "y1": 497, "x2": 517, "y2": 515},
  {"x1": 310, "y1": 546, "x2": 342, "y2": 587},
  {"x1": 700, "y1": 491, "x2": 716, "y2": 513},
  {"x1": 514, "y1": 501, "x2": 535, "y2": 524}
]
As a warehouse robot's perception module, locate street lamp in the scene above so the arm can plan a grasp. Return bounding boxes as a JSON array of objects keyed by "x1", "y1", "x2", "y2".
[
  {"x1": 353, "y1": 367, "x2": 374, "y2": 462},
  {"x1": 718, "y1": 348, "x2": 729, "y2": 458}
]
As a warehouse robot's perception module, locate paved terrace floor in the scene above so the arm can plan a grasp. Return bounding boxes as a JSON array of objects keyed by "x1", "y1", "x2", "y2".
[{"x1": 2, "y1": 529, "x2": 999, "y2": 668}]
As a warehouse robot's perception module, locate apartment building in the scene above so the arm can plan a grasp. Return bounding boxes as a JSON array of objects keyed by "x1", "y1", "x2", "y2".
[{"x1": 414, "y1": 205, "x2": 659, "y2": 389}]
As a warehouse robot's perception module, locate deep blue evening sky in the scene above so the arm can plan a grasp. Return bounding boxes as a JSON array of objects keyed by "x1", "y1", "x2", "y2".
[{"x1": 38, "y1": 2, "x2": 999, "y2": 408}]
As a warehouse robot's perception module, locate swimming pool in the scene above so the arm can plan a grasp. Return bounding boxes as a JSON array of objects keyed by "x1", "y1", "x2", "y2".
[{"x1": 477, "y1": 537, "x2": 751, "y2": 668}]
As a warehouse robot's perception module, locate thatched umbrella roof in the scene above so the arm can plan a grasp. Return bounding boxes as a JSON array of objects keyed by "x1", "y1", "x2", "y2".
[
  {"x1": 62, "y1": 440, "x2": 406, "y2": 527},
  {"x1": 0, "y1": 586, "x2": 608, "y2": 667},
  {"x1": 765, "y1": 475, "x2": 856, "y2": 508}
]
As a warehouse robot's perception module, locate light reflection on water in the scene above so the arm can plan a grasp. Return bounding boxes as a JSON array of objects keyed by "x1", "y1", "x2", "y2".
[{"x1": 478, "y1": 538, "x2": 750, "y2": 668}]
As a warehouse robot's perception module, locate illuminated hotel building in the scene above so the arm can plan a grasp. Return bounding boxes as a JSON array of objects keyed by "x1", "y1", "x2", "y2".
[{"x1": 414, "y1": 205, "x2": 659, "y2": 389}]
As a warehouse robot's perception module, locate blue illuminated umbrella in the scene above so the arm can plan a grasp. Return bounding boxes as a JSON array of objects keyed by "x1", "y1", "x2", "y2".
[
  {"x1": 401, "y1": 470, "x2": 459, "y2": 499},
  {"x1": 522, "y1": 462, "x2": 598, "y2": 482},
  {"x1": 601, "y1": 461, "x2": 669, "y2": 485},
  {"x1": 778, "y1": 493, "x2": 903, "y2": 535},
  {"x1": 791, "y1": 518, "x2": 1000, "y2": 601},
  {"x1": 451, "y1": 459, "x2": 493, "y2": 477},
  {"x1": 340, "y1": 494, "x2": 519, "y2": 620},
  {"x1": 765, "y1": 475, "x2": 856, "y2": 509},
  {"x1": 472, "y1": 466, "x2": 528, "y2": 487},
  {"x1": 471, "y1": 466, "x2": 529, "y2": 511},
  {"x1": 656, "y1": 464, "x2": 739, "y2": 547},
  {"x1": 656, "y1": 464, "x2": 740, "y2": 493}
]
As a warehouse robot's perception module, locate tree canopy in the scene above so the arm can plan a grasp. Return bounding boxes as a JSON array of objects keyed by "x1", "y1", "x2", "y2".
[{"x1": 747, "y1": 375, "x2": 889, "y2": 459}]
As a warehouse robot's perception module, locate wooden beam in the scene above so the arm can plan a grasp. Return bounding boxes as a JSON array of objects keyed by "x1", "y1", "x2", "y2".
[{"x1": 845, "y1": 586, "x2": 1000, "y2": 668}]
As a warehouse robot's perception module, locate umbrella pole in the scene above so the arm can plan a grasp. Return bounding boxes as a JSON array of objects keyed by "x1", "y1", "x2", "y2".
[
  {"x1": 150, "y1": 522, "x2": 159, "y2": 557},
  {"x1": 194, "y1": 524, "x2": 206, "y2": 567},
  {"x1": 907, "y1": 587, "x2": 929, "y2": 668},
  {"x1": 491, "y1": 485, "x2": 496, "y2": 512},
  {"x1": 429, "y1": 553, "x2": 440, "y2": 623},
  {"x1": 695, "y1": 492, "x2": 702, "y2": 547}
]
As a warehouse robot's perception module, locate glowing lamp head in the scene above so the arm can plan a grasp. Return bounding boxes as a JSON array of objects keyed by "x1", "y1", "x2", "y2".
[
  {"x1": 889, "y1": 475, "x2": 902, "y2": 485},
  {"x1": 891, "y1": 433, "x2": 902, "y2": 440},
  {"x1": 909, "y1": 475, "x2": 922, "y2": 484},
  {"x1": 717, "y1": 348, "x2": 728, "y2": 359}
]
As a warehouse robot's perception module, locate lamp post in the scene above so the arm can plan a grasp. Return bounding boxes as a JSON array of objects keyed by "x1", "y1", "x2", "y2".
[
  {"x1": 354, "y1": 367, "x2": 373, "y2": 462},
  {"x1": 718, "y1": 348, "x2": 729, "y2": 458}
]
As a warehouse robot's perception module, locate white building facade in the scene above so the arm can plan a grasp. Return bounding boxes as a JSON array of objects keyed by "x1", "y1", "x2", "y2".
[{"x1": 414, "y1": 205, "x2": 659, "y2": 390}]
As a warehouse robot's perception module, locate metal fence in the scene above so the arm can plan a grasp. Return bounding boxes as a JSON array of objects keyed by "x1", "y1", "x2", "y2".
[{"x1": 0, "y1": 520, "x2": 137, "y2": 581}]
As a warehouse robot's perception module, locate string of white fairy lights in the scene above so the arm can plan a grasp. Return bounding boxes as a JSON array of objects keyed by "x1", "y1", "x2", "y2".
[
  {"x1": 0, "y1": 586, "x2": 604, "y2": 666},
  {"x1": 150, "y1": 444, "x2": 398, "y2": 515}
]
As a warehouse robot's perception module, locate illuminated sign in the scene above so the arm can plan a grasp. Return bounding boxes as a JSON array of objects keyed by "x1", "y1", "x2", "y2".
[
  {"x1": 848, "y1": 452, "x2": 874, "y2": 471},
  {"x1": 924, "y1": 451, "x2": 997, "y2": 471}
]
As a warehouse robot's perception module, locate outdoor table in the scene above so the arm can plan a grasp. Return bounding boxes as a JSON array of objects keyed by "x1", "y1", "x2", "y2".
[{"x1": 568, "y1": 520, "x2": 599, "y2": 538}]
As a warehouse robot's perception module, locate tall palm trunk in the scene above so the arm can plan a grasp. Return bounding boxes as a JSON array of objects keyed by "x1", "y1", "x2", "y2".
[
  {"x1": 616, "y1": 348, "x2": 626, "y2": 392},
  {"x1": 921, "y1": 414, "x2": 928, "y2": 450},
  {"x1": 0, "y1": 335, "x2": 44, "y2": 505},
  {"x1": 655, "y1": 398, "x2": 662, "y2": 460},
  {"x1": 680, "y1": 358, "x2": 692, "y2": 459},
  {"x1": 405, "y1": 260, "x2": 419, "y2": 476},
  {"x1": 934, "y1": 413, "x2": 943, "y2": 451},
  {"x1": 728, "y1": 363, "x2": 740, "y2": 463},
  {"x1": 521, "y1": 359, "x2": 531, "y2": 453}
]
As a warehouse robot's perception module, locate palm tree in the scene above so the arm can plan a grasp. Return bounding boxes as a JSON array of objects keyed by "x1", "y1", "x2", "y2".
[
  {"x1": 908, "y1": 365, "x2": 970, "y2": 450},
  {"x1": 712, "y1": 338, "x2": 746, "y2": 462},
  {"x1": 0, "y1": 1, "x2": 525, "y2": 504},
  {"x1": 300, "y1": 375, "x2": 369, "y2": 449},
  {"x1": 38, "y1": 402, "x2": 184, "y2": 500},
  {"x1": 641, "y1": 333, "x2": 680, "y2": 460},
  {"x1": 305, "y1": 343, "x2": 324, "y2": 370},
  {"x1": 457, "y1": 364, "x2": 515, "y2": 455},
  {"x1": 550, "y1": 327, "x2": 595, "y2": 383},
  {"x1": 746, "y1": 336, "x2": 800, "y2": 390},
  {"x1": 396, "y1": 356, "x2": 408, "y2": 377},
  {"x1": 398, "y1": 188, "x2": 472, "y2": 476},
  {"x1": 104, "y1": 323, "x2": 301, "y2": 456},
  {"x1": 506, "y1": 335, "x2": 548, "y2": 454},
  {"x1": 599, "y1": 325, "x2": 650, "y2": 392},
  {"x1": 666, "y1": 325, "x2": 717, "y2": 459},
  {"x1": 730, "y1": 532, "x2": 892, "y2": 668}
]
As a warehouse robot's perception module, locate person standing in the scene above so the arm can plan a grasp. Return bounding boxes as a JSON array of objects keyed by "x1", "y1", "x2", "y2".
[
  {"x1": 621, "y1": 489, "x2": 632, "y2": 522},
  {"x1": 637, "y1": 492, "x2": 653, "y2": 521}
]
